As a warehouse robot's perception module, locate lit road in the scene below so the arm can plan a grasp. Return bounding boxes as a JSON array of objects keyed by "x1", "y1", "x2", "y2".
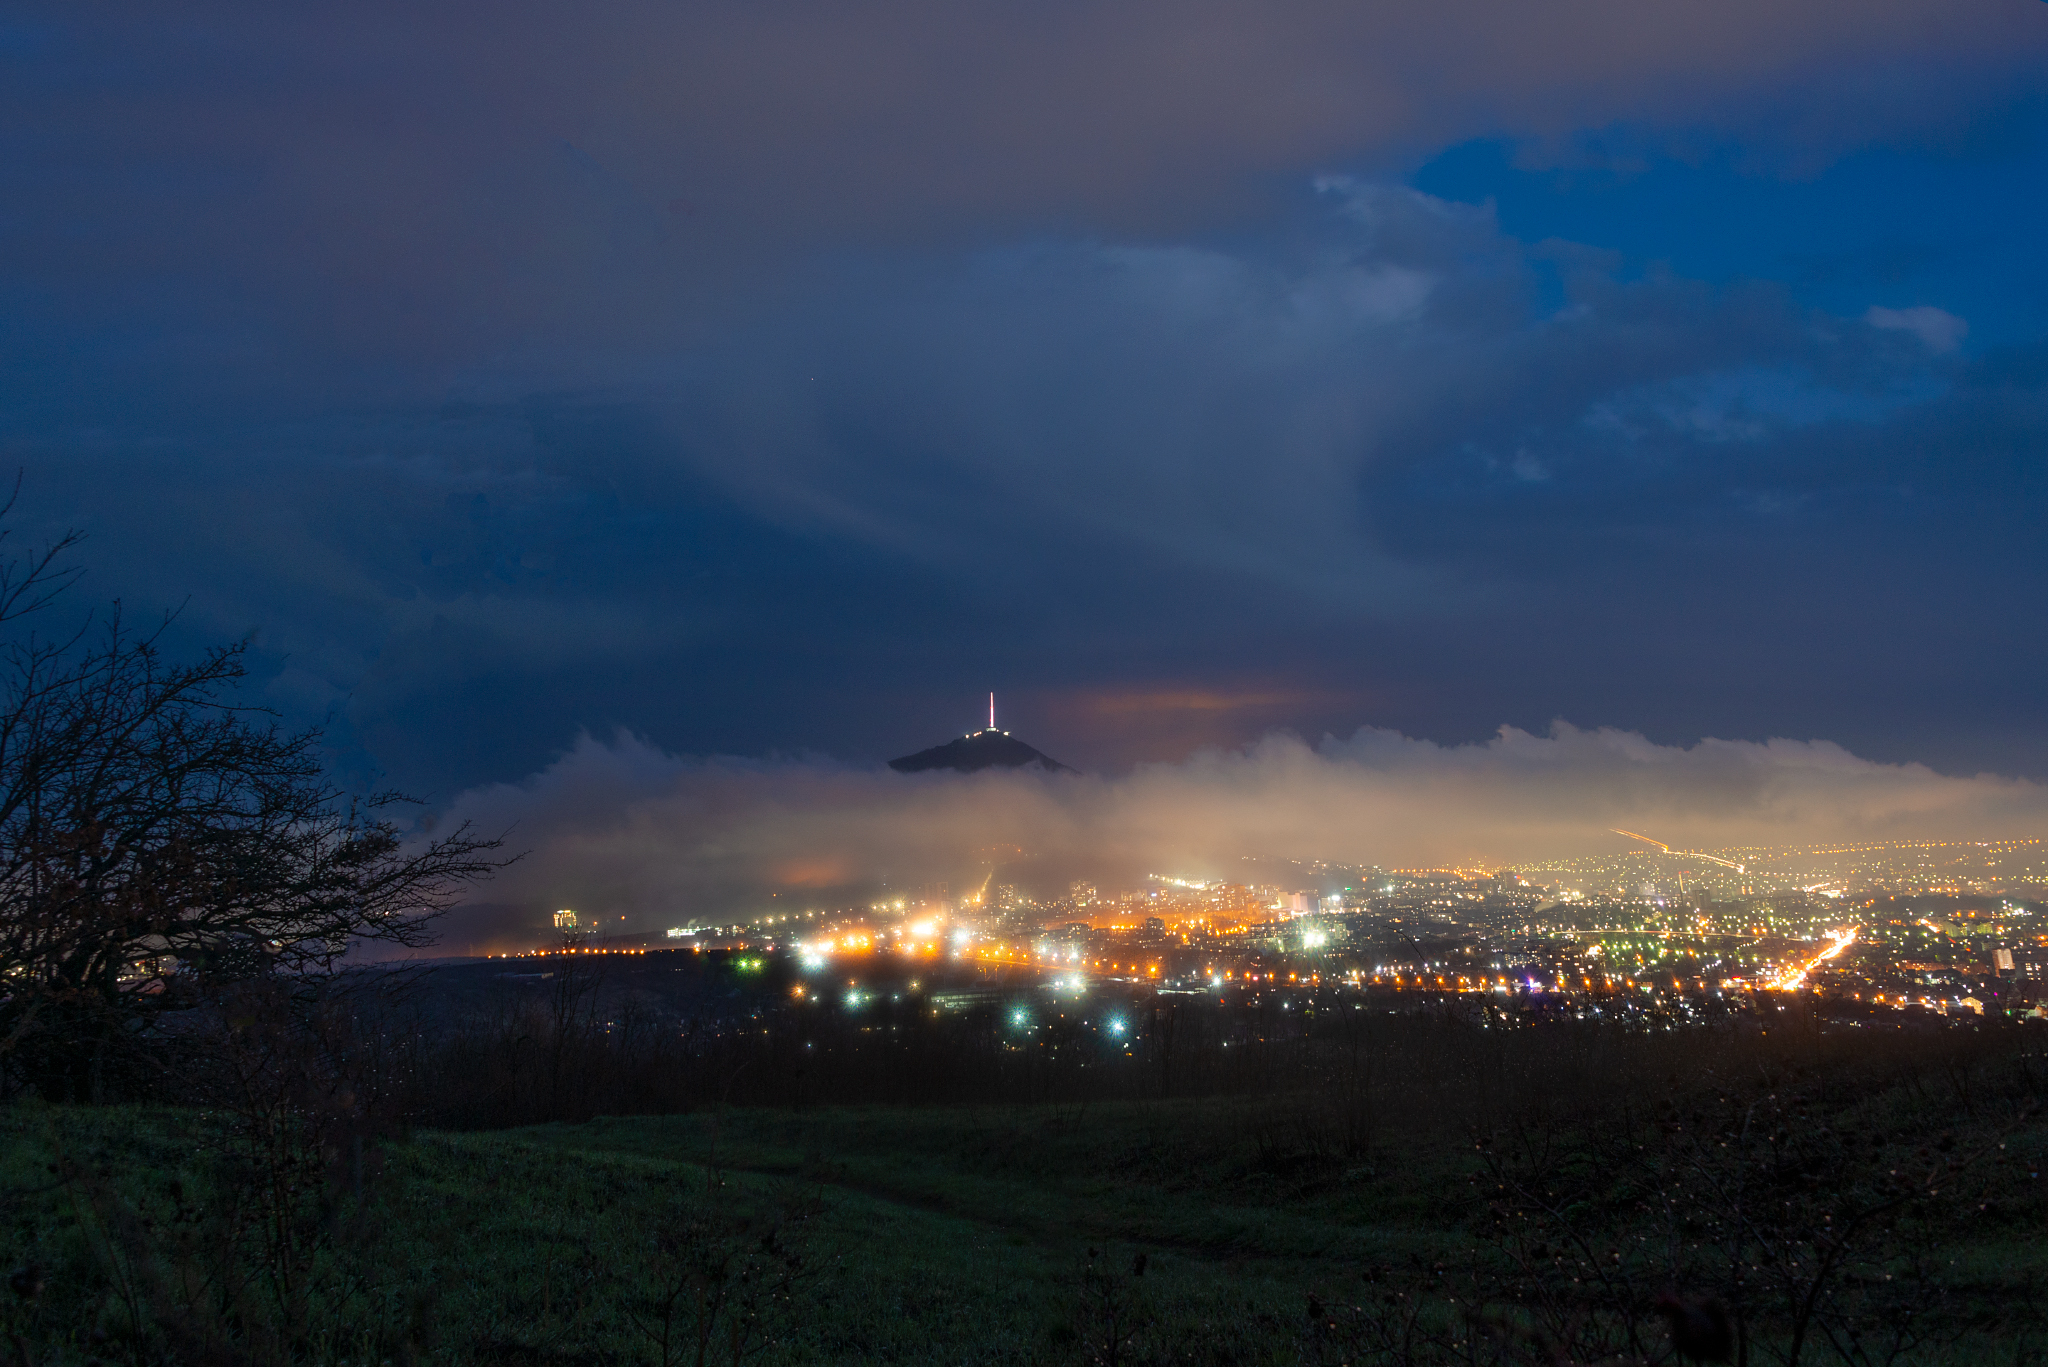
[
  {"x1": 1767, "y1": 926, "x2": 1858, "y2": 990},
  {"x1": 1611, "y1": 828, "x2": 1748, "y2": 873}
]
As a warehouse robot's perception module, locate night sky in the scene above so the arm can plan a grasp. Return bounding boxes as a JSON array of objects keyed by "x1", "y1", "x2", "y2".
[{"x1": 7, "y1": 3, "x2": 2048, "y2": 923}]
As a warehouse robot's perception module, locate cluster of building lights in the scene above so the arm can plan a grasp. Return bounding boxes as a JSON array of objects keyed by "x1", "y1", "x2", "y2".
[{"x1": 481, "y1": 832, "x2": 2045, "y2": 1035}]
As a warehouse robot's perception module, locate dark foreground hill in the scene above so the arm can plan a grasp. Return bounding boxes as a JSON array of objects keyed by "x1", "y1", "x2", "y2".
[{"x1": 7, "y1": 1017, "x2": 2045, "y2": 1365}]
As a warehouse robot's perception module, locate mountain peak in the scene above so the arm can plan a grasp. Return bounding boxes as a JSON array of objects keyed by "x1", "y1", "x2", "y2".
[{"x1": 887, "y1": 727, "x2": 1074, "y2": 775}]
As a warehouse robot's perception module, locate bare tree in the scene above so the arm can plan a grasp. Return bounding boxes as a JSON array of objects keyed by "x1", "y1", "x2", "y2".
[{"x1": 0, "y1": 490, "x2": 503, "y2": 1099}]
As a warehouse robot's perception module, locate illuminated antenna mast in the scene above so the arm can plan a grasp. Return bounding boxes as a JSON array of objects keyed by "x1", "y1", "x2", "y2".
[{"x1": 989, "y1": 692, "x2": 996, "y2": 730}]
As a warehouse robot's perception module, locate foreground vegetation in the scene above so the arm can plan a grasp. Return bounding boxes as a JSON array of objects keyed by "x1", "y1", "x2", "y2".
[{"x1": 4, "y1": 1017, "x2": 2045, "y2": 1366}]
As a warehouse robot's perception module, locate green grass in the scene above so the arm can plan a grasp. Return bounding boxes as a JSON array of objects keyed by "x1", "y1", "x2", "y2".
[
  {"x1": 5, "y1": 1098, "x2": 1461, "y2": 1365},
  {"x1": 448, "y1": 1100, "x2": 1475, "y2": 1363},
  {"x1": 6, "y1": 1040, "x2": 2048, "y2": 1365}
]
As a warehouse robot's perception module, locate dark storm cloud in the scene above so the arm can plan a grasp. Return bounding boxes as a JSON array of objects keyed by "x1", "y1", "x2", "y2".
[
  {"x1": 3, "y1": 0, "x2": 2046, "y2": 806},
  {"x1": 647, "y1": 180, "x2": 1913, "y2": 604},
  {"x1": 11, "y1": 171, "x2": 2044, "y2": 794},
  {"x1": 7, "y1": 0, "x2": 2044, "y2": 375}
]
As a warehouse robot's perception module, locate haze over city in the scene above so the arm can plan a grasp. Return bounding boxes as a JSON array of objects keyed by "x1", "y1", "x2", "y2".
[{"x1": 428, "y1": 721, "x2": 2048, "y2": 943}]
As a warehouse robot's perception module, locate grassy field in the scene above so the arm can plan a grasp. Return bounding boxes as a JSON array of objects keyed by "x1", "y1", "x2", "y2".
[
  {"x1": 6, "y1": 1025, "x2": 2048, "y2": 1364},
  {"x1": 4, "y1": 1097, "x2": 1476, "y2": 1365},
  {"x1": 453, "y1": 1098, "x2": 1479, "y2": 1363}
]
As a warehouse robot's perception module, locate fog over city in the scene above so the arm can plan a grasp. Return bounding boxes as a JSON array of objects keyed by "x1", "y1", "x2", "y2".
[{"x1": 428, "y1": 722, "x2": 2048, "y2": 940}]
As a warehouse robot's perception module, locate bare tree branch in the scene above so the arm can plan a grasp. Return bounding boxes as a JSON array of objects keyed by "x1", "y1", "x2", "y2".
[{"x1": 0, "y1": 493, "x2": 508, "y2": 1100}]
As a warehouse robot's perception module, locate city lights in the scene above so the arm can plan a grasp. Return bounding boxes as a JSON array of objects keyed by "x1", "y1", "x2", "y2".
[{"x1": 477, "y1": 831, "x2": 2041, "y2": 1048}]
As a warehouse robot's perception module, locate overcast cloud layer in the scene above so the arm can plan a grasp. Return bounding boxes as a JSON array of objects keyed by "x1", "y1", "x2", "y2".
[{"x1": 4, "y1": 2, "x2": 2047, "y2": 821}]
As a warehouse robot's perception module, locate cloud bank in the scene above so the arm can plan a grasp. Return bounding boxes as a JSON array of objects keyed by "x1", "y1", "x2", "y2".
[
  {"x1": 30, "y1": 172, "x2": 2027, "y2": 798},
  {"x1": 433, "y1": 725, "x2": 2048, "y2": 941},
  {"x1": 9, "y1": 0, "x2": 2043, "y2": 369},
  {"x1": 7, "y1": 1, "x2": 2047, "y2": 812}
]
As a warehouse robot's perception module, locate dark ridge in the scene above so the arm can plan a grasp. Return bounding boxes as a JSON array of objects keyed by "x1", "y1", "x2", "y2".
[{"x1": 888, "y1": 728, "x2": 1074, "y2": 775}]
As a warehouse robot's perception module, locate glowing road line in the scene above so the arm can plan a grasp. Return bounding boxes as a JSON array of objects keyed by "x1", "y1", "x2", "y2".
[
  {"x1": 1611, "y1": 828, "x2": 1748, "y2": 873},
  {"x1": 1766, "y1": 926, "x2": 1858, "y2": 990}
]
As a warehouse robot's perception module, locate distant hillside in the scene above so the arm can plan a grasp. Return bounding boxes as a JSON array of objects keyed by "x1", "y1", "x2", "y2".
[{"x1": 888, "y1": 728, "x2": 1073, "y2": 774}]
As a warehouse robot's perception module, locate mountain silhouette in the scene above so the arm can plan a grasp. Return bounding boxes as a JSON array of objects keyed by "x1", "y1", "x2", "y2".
[{"x1": 888, "y1": 728, "x2": 1074, "y2": 775}]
